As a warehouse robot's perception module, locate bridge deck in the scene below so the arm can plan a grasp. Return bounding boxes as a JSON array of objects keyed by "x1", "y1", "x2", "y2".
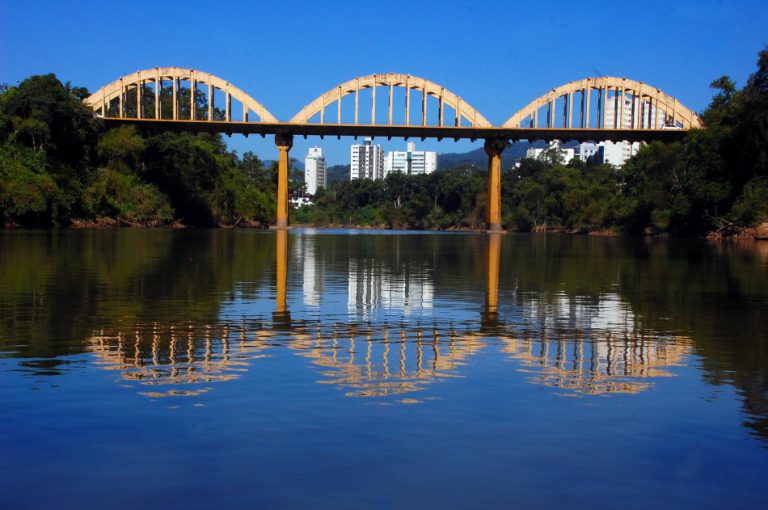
[{"x1": 103, "y1": 118, "x2": 689, "y2": 142}]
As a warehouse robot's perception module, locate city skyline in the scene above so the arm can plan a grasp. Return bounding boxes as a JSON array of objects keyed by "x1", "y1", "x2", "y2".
[{"x1": 2, "y1": 0, "x2": 766, "y2": 164}]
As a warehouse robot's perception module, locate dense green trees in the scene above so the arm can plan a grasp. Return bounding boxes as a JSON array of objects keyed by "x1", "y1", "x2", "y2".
[
  {"x1": 0, "y1": 74, "x2": 101, "y2": 224},
  {"x1": 0, "y1": 74, "x2": 275, "y2": 226},
  {"x1": 620, "y1": 49, "x2": 768, "y2": 235},
  {"x1": 293, "y1": 165, "x2": 488, "y2": 229}
]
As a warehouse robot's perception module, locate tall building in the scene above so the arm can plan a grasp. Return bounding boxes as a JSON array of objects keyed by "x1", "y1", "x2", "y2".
[
  {"x1": 350, "y1": 138, "x2": 384, "y2": 180},
  {"x1": 384, "y1": 142, "x2": 438, "y2": 177},
  {"x1": 573, "y1": 140, "x2": 638, "y2": 167},
  {"x1": 304, "y1": 146, "x2": 327, "y2": 195},
  {"x1": 526, "y1": 140, "x2": 576, "y2": 163},
  {"x1": 595, "y1": 95, "x2": 665, "y2": 166}
]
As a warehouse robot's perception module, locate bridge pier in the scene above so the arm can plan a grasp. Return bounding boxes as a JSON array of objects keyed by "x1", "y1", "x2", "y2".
[
  {"x1": 275, "y1": 134, "x2": 293, "y2": 228},
  {"x1": 484, "y1": 139, "x2": 507, "y2": 232}
]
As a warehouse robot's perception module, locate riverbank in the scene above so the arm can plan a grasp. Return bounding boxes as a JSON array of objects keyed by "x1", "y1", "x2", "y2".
[{"x1": 11, "y1": 217, "x2": 767, "y2": 241}]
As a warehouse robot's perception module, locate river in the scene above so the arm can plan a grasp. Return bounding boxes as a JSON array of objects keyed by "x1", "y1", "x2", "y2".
[{"x1": 1, "y1": 229, "x2": 767, "y2": 508}]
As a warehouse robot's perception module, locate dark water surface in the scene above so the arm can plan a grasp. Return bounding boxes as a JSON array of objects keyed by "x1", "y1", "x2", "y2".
[{"x1": 1, "y1": 229, "x2": 767, "y2": 508}]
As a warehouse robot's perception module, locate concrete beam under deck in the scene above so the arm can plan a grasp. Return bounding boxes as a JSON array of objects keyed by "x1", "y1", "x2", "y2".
[{"x1": 101, "y1": 118, "x2": 690, "y2": 143}]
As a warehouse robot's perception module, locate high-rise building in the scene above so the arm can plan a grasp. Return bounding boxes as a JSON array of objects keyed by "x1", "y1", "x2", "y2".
[
  {"x1": 350, "y1": 138, "x2": 384, "y2": 180},
  {"x1": 526, "y1": 140, "x2": 576, "y2": 163},
  {"x1": 384, "y1": 142, "x2": 438, "y2": 177},
  {"x1": 596, "y1": 95, "x2": 666, "y2": 166},
  {"x1": 304, "y1": 146, "x2": 327, "y2": 195}
]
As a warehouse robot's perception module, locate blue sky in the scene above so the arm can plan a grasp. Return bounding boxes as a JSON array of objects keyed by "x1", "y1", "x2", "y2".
[{"x1": 1, "y1": 0, "x2": 766, "y2": 165}]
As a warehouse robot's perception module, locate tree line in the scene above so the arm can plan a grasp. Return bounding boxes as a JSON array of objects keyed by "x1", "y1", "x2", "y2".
[
  {"x1": 0, "y1": 75, "x2": 276, "y2": 226},
  {"x1": 2, "y1": 48, "x2": 766, "y2": 234}
]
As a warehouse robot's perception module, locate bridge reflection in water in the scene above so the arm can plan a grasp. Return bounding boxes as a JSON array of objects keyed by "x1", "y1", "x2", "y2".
[{"x1": 87, "y1": 232, "x2": 690, "y2": 401}]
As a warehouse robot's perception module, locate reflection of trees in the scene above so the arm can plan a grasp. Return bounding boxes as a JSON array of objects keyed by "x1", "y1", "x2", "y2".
[
  {"x1": 0, "y1": 230, "x2": 275, "y2": 363},
  {"x1": 628, "y1": 240, "x2": 768, "y2": 442},
  {"x1": 496, "y1": 236, "x2": 768, "y2": 440}
]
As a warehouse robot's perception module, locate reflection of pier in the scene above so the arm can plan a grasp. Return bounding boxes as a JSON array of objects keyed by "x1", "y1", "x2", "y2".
[
  {"x1": 273, "y1": 229, "x2": 291, "y2": 325},
  {"x1": 87, "y1": 232, "x2": 691, "y2": 401}
]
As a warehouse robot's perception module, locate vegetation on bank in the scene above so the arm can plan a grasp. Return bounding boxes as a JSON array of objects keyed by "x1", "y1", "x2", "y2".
[
  {"x1": 0, "y1": 75, "x2": 277, "y2": 227},
  {"x1": 1, "y1": 48, "x2": 766, "y2": 235}
]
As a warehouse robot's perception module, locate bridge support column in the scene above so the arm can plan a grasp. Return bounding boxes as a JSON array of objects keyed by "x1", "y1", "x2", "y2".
[
  {"x1": 484, "y1": 138, "x2": 507, "y2": 232},
  {"x1": 275, "y1": 133, "x2": 293, "y2": 229}
]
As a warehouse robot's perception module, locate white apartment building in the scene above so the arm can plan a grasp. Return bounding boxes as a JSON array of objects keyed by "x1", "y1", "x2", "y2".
[
  {"x1": 350, "y1": 138, "x2": 385, "y2": 180},
  {"x1": 576, "y1": 142, "x2": 600, "y2": 162},
  {"x1": 384, "y1": 142, "x2": 438, "y2": 177},
  {"x1": 304, "y1": 146, "x2": 327, "y2": 195},
  {"x1": 596, "y1": 94, "x2": 666, "y2": 166},
  {"x1": 572, "y1": 140, "x2": 639, "y2": 167},
  {"x1": 526, "y1": 96, "x2": 665, "y2": 167},
  {"x1": 525, "y1": 140, "x2": 633, "y2": 168},
  {"x1": 526, "y1": 140, "x2": 576, "y2": 163}
]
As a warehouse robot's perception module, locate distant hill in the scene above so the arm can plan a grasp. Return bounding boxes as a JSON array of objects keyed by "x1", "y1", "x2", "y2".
[
  {"x1": 327, "y1": 164, "x2": 350, "y2": 185},
  {"x1": 263, "y1": 157, "x2": 304, "y2": 171}
]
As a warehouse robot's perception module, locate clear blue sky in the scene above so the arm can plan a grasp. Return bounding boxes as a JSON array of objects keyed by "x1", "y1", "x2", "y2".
[{"x1": 1, "y1": 0, "x2": 766, "y2": 165}]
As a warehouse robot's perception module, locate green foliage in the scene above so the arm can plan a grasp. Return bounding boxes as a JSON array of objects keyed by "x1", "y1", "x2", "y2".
[
  {"x1": 732, "y1": 176, "x2": 768, "y2": 226},
  {"x1": 97, "y1": 125, "x2": 145, "y2": 171},
  {"x1": 618, "y1": 47, "x2": 768, "y2": 235},
  {"x1": 502, "y1": 158, "x2": 628, "y2": 232},
  {"x1": 0, "y1": 73, "x2": 274, "y2": 227},
  {"x1": 293, "y1": 166, "x2": 487, "y2": 229},
  {"x1": 82, "y1": 168, "x2": 173, "y2": 223},
  {"x1": 0, "y1": 143, "x2": 62, "y2": 221},
  {"x1": 0, "y1": 74, "x2": 102, "y2": 223}
]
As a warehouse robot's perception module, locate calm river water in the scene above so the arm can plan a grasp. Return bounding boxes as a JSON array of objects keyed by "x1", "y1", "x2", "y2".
[{"x1": 1, "y1": 229, "x2": 767, "y2": 508}]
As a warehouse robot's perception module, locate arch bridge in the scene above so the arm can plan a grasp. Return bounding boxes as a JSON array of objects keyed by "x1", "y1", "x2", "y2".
[{"x1": 84, "y1": 67, "x2": 702, "y2": 230}]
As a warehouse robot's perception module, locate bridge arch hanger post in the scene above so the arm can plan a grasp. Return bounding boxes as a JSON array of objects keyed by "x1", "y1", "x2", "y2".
[
  {"x1": 502, "y1": 76, "x2": 702, "y2": 132},
  {"x1": 288, "y1": 73, "x2": 492, "y2": 130},
  {"x1": 83, "y1": 67, "x2": 279, "y2": 124}
]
